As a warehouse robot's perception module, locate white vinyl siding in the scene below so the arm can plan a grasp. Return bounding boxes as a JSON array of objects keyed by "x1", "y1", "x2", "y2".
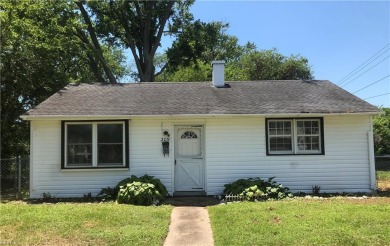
[
  {"x1": 29, "y1": 114, "x2": 374, "y2": 198},
  {"x1": 30, "y1": 120, "x2": 174, "y2": 198},
  {"x1": 206, "y1": 115, "x2": 372, "y2": 194}
]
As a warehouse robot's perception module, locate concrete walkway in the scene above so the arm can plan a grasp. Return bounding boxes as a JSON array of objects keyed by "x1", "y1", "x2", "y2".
[{"x1": 164, "y1": 206, "x2": 214, "y2": 246}]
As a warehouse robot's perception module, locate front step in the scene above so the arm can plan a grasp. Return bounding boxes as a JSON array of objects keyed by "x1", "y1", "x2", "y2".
[
  {"x1": 164, "y1": 196, "x2": 219, "y2": 207},
  {"x1": 173, "y1": 191, "x2": 207, "y2": 196}
]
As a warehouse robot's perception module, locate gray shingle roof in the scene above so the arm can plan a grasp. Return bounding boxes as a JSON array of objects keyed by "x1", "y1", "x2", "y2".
[{"x1": 24, "y1": 80, "x2": 379, "y2": 117}]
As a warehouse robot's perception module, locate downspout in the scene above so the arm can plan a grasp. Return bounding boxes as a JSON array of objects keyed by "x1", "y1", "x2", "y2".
[
  {"x1": 30, "y1": 122, "x2": 34, "y2": 198},
  {"x1": 368, "y1": 116, "x2": 376, "y2": 192}
]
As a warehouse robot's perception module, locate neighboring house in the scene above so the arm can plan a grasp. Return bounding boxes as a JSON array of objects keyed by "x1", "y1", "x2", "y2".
[{"x1": 21, "y1": 61, "x2": 380, "y2": 198}]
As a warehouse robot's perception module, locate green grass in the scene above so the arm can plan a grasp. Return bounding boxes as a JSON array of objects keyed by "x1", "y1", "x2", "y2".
[
  {"x1": 209, "y1": 198, "x2": 390, "y2": 246},
  {"x1": 377, "y1": 170, "x2": 390, "y2": 190},
  {"x1": 377, "y1": 170, "x2": 390, "y2": 180},
  {"x1": 0, "y1": 202, "x2": 172, "y2": 246}
]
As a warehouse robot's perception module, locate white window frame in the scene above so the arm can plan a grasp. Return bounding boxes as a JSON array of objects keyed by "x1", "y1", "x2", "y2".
[
  {"x1": 267, "y1": 119, "x2": 294, "y2": 155},
  {"x1": 64, "y1": 121, "x2": 126, "y2": 168},
  {"x1": 294, "y1": 119, "x2": 322, "y2": 154},
  {"x1": 267, "y1": 118, "x2": 323, "y2": 155}
]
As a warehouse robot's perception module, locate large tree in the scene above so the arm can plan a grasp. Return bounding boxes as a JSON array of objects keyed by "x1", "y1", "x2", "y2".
[
  {"x1": 1, "y1": 1, "x2": 315, "y2": 158},
  {"x1": 0, "y1": 1, "x2": 126, "y2": 157},
  {"x1": 156, "y1": 21, "x2": 313, "y2": 82},
  {"x1": 78, "y1": 0, "x2": 194, "y2": 82}
]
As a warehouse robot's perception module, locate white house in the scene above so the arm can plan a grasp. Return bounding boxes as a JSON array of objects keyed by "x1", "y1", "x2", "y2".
[{"x1": 21, "y1": 61, "x2": 380, "y2": 198}]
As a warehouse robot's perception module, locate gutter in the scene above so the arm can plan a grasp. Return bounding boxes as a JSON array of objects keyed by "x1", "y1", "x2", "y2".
[
  {"x1": 20, "y1": 112, "x2": 381, "y2": 121},
  {"x1": 368, "y1": 116, "x2": 377, "y2": 191}
]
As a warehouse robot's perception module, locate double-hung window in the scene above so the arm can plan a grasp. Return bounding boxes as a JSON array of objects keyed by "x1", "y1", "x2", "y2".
[
  {"x1": 266, "y1": 118, "x2": 324, "y2": 155},
  {"x1": 62, "y1": 121, "x2": 128, "y2": 169}
]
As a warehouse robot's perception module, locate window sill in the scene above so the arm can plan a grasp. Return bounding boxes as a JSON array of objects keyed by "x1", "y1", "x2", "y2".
[
  {"x1": 61, "y1": 168, "x2": 129, "y2": 172},
  {"x1": 267, "y1": 153, "x2": 324, "y2": 156}
]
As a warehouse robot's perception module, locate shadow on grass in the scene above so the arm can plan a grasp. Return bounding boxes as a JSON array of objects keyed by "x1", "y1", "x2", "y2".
[
  {"x1": 1, "y1": 196, "x2": 107, "y2": 204},
  {"x1": 2, "y1": 191, "x2": 389, "y2": 205},
  {"x1": 377, "y1": 188, "x2": 390, "y2": 197},
  {"x1": 376, "y1": 159, "x2": 390, "y2": 197},
  {"x1": 2, "y1": 195, "x2": 221, "y2": 206}
]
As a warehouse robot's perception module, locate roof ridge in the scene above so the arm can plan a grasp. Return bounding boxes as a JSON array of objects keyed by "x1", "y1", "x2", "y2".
[{"x1": 66, "y1": 80, "x2": 330, "y2": 86}]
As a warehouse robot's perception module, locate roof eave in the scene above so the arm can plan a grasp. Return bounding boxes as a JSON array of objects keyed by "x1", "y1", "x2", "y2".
[{"x1": 20, "y1": 111, "x2": 382, "y2": 121}]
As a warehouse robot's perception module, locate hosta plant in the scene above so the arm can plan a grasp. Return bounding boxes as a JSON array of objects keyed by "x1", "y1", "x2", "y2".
[
  {"x1": 98, "y1": 174, "x2": 168, "y2": 202},
  {"x1": 116, "y1": 181, "x2": 164, "y2": 205},
  {"x1": 223, "y1": 177, "x2": 293, "y2": 201}
]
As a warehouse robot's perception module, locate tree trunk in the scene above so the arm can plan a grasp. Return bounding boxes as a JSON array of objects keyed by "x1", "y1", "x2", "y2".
[
  {"x1": 76, "y1": 1, "x2": 117, "y2": 84},
  {"x1": 86, "y1": 54, "x2": 106, "y2": 82},
  {"x1": 119, "y1": 1, "x2": 174, "y2": 82}
]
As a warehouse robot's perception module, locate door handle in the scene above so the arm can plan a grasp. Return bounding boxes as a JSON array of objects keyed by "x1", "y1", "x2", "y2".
[{"x1": 192, "y1": 157, "x2": 203, "y2": 159}]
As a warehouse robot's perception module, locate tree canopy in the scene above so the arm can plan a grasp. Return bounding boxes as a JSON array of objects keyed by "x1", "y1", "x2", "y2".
[
  {"x1": 1, "y1": 1, "x2": 316, "y2": 157},
  {"x1": 0, "y1": 1, "x2": 126, "y2": 157},
  {"x1": 373, "y1": 108, "x2": 390, "y2": 155},
  {"x1": 156, "y1": 20, "x2": 313, "y2": 82},
  {"x1": 226, "y1": 49, "x2": 313, "y2": 81},
  {"x1": 165, "y1": 21, "x2": 250, "y2": 70},
  {"x1": 79, "y1": 0, "x2": 194, "y2": 82}
]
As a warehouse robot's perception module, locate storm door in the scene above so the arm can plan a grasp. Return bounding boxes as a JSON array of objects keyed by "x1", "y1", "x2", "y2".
[{"x1": 174, "y1": 127, "x2": 204, "y2": 191}]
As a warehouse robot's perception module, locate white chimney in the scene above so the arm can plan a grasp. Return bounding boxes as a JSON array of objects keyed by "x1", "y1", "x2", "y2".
[{"x1": 212, "y1": 60, "x2": 225, "y2": 88}]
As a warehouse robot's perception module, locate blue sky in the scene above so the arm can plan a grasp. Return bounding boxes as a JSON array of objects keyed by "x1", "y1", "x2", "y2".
[{"x1": 161, "y1": 1, "x2": 390, "y2": 107}]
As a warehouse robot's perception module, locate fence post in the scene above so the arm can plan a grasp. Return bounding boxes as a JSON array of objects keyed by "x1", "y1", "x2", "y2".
[
  {"x1": 17, "y1": 156, "x2": 22, "y2": 199},
  {"x1": 13, "y1": 157, "x2": 17, "y2": 199}
]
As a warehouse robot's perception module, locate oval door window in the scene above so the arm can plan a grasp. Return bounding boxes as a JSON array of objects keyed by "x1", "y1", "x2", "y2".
[{"x1": 181, "y1": 131, "x2": 198, "y2": 139}]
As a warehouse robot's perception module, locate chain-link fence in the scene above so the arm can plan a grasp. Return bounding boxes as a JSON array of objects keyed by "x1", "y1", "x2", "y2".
[
  {"x1": 0, "y1": 156, "x2": 29, "y2": 200},
  {"x1": 376, "y1": 155, "x2": 390, "y2": 170}
]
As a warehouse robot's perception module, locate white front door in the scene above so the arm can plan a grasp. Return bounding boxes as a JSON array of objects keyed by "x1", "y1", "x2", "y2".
[{"x1": 175, "y1": 127, "x2": 204, "y2": 191}]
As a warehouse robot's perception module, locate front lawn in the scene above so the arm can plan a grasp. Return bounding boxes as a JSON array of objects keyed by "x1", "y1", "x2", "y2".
[
  {"x1": 209, "y1": 198, "x2": 390, "y2": 246},
  {"x1": 0, "y1": 202, "x2": 172, "y2": 246}
]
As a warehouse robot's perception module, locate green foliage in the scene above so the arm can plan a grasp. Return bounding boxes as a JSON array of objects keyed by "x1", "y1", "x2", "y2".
[
  {"x1": 223, "y1": 177, "x2": 292, "y2": 201},
  {"x1": 156, "y1": 61, "x2": 212, "y2": 82},
  {"x1": 0, "y1": 1, "x2": 126, "y2": 158},
  {"x1": 133, "y1": 175, "x2": 169, "y2": 197},
  {"x1": 312, "y1": 185, "x2": 321, "y2": 195},
  {"x1": 157, "y1": 19, "x2": 313, "y2": 82},
  {"x1": 226, "y1": 48, "x2": 313, "y2": 81},
  {"x1": 373, "y1": 108, "x2": 390, "y2": 155},
  {"x1": 98, "y1": 175, "x2": 168, "y2": 203},
  {"x1": 117, "y1": 182, "x2": 164, "y2": 206},
  {"x1": 84, "y1": 0, "x2": 194, "y2": 81},
  {"x1": 166, "y1": 21, "x2": 249, "y2": 70},
  {"x1": 42, "y1": 193, "x2": 53, "y2": 201},
  {"x1": 97, "y1": 186, "x2": 118, "y2": 200},
  {"x1": 158, "y1": 46, "x2": 313, "y2": 82}
]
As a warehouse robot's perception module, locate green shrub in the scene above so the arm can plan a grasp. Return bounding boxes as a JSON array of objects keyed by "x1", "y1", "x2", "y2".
[
  {"x1": 223, "y1": 177, "x2": 292, "y2": 201},
  {"x1": 127, "y1": 174, "x2": 169, "y2": 198},
  {"x1": 117, "y1": 182, "x2": 164, "y2": 205},
  {"x1": 98, "y1": 175, "x2": 168, "y2": 203},
  {"x1": 97, "y1": 186, "x2": 118, "y2": 200}
]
